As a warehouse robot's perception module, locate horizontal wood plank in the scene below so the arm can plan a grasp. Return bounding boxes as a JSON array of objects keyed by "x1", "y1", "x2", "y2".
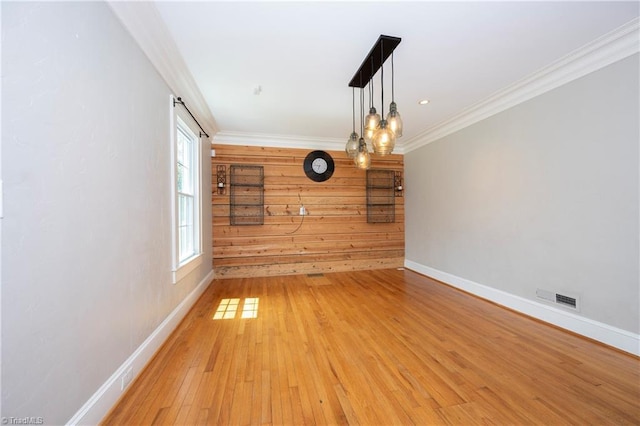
[
  {"x1": 213, "y1": 206, "x2": 404, "y2": 219},
  {"x1": 212, "y1": 250, "x2": 406, "y2": 268},
  {"x1": 213, "y1": 231, "x2": 404, "y2": 246},
  {"x1": 213, "y1": 257, "x2": 405, "y2": 278},
  {"x1": 214, "y1": 241, "x2": 404, "y2": 258}
]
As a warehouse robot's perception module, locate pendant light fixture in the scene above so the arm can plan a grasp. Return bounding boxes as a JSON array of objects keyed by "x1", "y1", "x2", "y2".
[
  {"x1": 363, "y1": 76, "x2": 380, "y2": 140},
  {"x1": 355, "y1": 88, "x2": 371, "y2": 169},
  {"x1": 347, "y1": 35, "x2": 402, "y2": 164},
  {"x1": 345, "y1": 87, "x2": 359, "y2": 158},
  {"x1": 386, "y1": 52, "x2": 403, "y2": 138},
  {"x1": 371, "y1": 39, "x2": 396, "y2": 156},
  {"x1": 355, "y1": 138, "x2": 371, "y2": 169}
]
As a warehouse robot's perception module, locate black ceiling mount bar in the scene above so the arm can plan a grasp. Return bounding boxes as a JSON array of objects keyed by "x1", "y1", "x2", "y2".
[
  {"x1": 173, "y1": 96, "x2": 210, "y2": 138},
  {"x1": 349, "y1": 35, "x2": 401, "y2": 88}
]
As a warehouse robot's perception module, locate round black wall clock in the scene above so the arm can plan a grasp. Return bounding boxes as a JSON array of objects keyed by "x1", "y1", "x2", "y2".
[{"x1": 303, "y1": 150, "x2": 335, "y2": 182}]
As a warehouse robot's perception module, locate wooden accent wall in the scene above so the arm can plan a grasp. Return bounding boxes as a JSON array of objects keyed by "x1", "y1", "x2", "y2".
[{"x1": 212, "y1": 145, "x2": 404, "y2": 278}]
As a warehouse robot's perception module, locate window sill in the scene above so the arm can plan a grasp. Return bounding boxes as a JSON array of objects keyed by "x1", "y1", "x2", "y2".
[{"x1": 173, "y1": 254, "x2": 203, "y2": 284}]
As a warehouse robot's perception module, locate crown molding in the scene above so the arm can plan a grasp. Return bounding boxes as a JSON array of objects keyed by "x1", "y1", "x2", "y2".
[
  {"x1": 107, "y1": 1, "x2": 218, "y2": 136},
  {"x1": 213, "y1": 131, "x2": 355, "y2": 152},
  {"x1": 403, "y1": 17, "x2": 640, "y2": 153}
]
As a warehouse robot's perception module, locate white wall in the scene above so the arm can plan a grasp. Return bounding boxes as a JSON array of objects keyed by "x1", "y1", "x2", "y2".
[
  {"x1": 406, "y1": 54, "x2": 639, "y2": 340},
  {"x1": 1, "y1": 2, "x2": 212, "y2": 424}
]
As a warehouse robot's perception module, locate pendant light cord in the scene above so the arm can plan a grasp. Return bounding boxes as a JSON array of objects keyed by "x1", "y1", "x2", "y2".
[
  {"x1": 369, "y1": 56, "x2": 375, "y2": 109},
  {"x1": 360, "y1": 88, "x2": 365, "y2": 135},
  {"x1": 359, "y1": 73, "x2": 364, "y2": 134},
  {"x1": 391, "y1": 52, "x2": 395, "y2": 102},
  {"x1": 380, "y1": 40, "x2": 385, "y2": 117},
  {"x1": 352, "y1": 87, "x2": 356, "y2": 133},
  {"x1": 369, "y1": 83, "x2": 373, "y2": 110}
]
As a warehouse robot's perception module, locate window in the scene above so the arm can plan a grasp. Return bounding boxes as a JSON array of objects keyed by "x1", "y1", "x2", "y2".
[
  {"x1": 177, "y1": 119, "x2": 199, "y2": 261},
  {"x1": 171, "y1": 101, "x2": 202, "y2": 283}
]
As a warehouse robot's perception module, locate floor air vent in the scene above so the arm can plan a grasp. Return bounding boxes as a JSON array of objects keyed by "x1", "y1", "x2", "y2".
[
  {"x1": 307, "y1": 273, "x2": 324, "y2": 277},
  {"x1": 536, "y1": 289, "x2": 580, "y2": 311}
]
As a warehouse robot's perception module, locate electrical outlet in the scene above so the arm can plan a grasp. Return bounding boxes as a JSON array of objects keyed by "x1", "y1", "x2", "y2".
[
  {"x1": 299, "y1": 206, "x2": 307, "y2": 216},
  {"x1": 121, "y1": 367, "x2": 133, "y2": 390}
]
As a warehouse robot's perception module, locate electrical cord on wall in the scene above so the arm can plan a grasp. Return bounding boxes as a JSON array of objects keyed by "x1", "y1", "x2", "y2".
[{"x1": 285, "y1": 194, "x2": 305, "y2": 235}]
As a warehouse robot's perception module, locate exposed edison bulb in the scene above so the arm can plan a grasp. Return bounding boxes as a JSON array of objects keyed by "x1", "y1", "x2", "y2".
[
  {"x1": 371, "y1": 119, "x2": 396, "y2": 155},
  {"x1": 354, "y1": 137, "x2": 371, "y2": 169},
  {"x1": 386, "y1": 101, "x2": 403, "y2": 138},
  {"x1": 364, "y1": 107, "x2": 380, "y2": 140},
  {"x1": 345, "y1": 132, "x2": 359, "y2": 158}
]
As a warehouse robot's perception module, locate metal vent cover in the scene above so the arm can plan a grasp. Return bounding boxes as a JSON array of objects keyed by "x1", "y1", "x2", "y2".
[
  {"x1": 536, "y1": 288, "x2": 580, "y2": 311},
  {"x1": 555, "y1": 294, "x2": 577, "y2": 308}
]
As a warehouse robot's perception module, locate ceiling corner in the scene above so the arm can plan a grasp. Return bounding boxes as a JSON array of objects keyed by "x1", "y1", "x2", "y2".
[
  {"x1": 107, "y1": 1, "x2": 218, "y2": 136},
  {"x1": 403, "y1": 17, "x2": 640, "y2": 154}
]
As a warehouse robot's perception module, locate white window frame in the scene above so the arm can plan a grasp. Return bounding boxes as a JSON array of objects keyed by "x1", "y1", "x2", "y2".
[{"x1": 170, "y1": 96, "x2": 203, "y2": 283}]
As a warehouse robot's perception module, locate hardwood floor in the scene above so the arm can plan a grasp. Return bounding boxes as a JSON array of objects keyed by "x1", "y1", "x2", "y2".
[{"x1": 102, "y1": 269, "x2": 640, "y2": 425}]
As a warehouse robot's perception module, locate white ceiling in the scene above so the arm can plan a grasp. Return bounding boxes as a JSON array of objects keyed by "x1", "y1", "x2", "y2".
[{"x1": 151, "y1": 1, "x2": 639, "y2": 151}]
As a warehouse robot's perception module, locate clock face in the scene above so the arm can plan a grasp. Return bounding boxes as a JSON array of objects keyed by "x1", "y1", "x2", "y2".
[
  {"x1": 303, "y1": 150, "x2": 334, "y2": 182},
  {"x1": 312, "y1": 158, "x2": 328, "y2": 174}
]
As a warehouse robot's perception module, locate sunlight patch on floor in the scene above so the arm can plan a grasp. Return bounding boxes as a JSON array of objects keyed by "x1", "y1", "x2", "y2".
[
  {"x1": 213, "y1": 297, "x2": 259, "y2": 320},
  {"x1": 213, "y1": 298, "x2": 240, "y2": 320},
  {"x1": 241, "y1": 297, "x2": 259, "y2": 319}
]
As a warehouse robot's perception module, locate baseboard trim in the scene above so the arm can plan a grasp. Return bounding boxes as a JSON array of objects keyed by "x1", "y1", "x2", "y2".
[
  {"x1": 404, "y1": 260, "x2": 639, "y2": 356},
  {"x1": 67, "y1": 269, "x2": 215, "y2": 425}
]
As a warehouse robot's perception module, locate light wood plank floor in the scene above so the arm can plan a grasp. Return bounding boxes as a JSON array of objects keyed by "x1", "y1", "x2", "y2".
[{"x1": 102, "y1": 269, "x2": 640, "y2": 425}]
